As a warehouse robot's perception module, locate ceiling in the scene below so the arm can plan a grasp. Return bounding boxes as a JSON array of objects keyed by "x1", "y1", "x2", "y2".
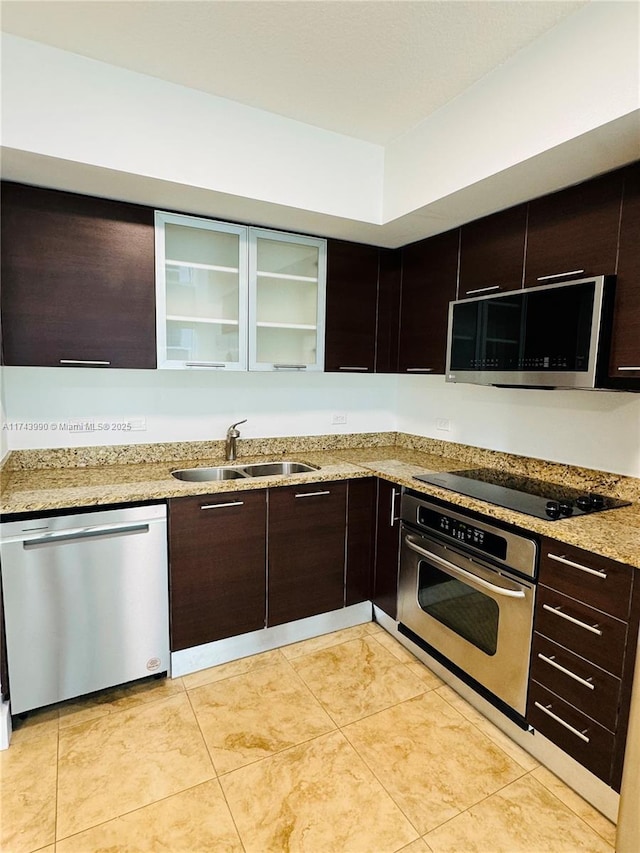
[{"x1": 1, "y1": 0, "x2": 588, "y2": 144}]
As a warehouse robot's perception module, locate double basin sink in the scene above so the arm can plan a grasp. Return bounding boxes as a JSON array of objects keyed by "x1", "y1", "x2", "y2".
[{"x1": 172, "y1": 460, "x2": 319, "y2": 482}]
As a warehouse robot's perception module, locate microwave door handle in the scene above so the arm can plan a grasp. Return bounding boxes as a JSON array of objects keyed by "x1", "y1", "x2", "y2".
[{"x1": 404, "y1": 536, "x2": 526, "y2": 599}]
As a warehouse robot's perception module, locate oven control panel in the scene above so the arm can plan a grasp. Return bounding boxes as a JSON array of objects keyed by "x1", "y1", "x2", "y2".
[{"x1": 418, "y1": 506, "x2": 508, "y2": 560}]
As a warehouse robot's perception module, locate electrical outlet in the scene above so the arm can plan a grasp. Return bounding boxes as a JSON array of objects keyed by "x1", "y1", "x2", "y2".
[
  {"x1": 436, "y1": 418, "x2": 451, "y2": 431},
  {"x1": 332, "y1": 413, "x2": 347, "y2": 425}
]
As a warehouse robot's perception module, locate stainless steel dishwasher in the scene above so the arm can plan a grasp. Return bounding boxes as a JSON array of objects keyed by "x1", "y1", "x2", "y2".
[{"x1": 1, "y1": 504, "x2": 169, "y2": 714}]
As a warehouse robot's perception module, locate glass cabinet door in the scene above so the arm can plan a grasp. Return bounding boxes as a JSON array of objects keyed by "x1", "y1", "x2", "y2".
[
  {"x1": 249, "y1": 229, "x2": 326, "y2": 372},
  {"x1": 155, "y1": 212, "x2": 248, "y2": 369}
]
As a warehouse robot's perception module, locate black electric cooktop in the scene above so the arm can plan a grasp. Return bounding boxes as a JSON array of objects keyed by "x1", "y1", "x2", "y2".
[{"x1": 413, "y1": 468, "x2": 630, "y2": 520}]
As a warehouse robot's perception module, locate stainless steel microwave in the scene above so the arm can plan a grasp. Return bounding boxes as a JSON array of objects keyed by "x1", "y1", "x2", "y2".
[{"x1": 445, "y1": 275, "x2": 616, "y2": 389}]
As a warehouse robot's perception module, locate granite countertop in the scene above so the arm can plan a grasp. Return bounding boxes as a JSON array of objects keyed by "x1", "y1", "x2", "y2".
[{"x1": 2, "y1": 434, "x2": 639, "y2": 569}]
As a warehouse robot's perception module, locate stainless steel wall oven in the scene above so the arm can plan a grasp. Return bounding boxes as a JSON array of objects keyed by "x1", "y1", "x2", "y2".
[{"x1": 398, "y1": 491, "x2": 538, "y2": 719}]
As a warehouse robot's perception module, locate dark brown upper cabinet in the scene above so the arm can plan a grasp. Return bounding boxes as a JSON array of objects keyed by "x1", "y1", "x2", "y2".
[
  {"x1": 524, "y1": 169, "x2": 624, "y2": 288},
  {"x1": 398, "y1": 228, "x2": 459, "y2": 375},
  {"x1": 1, "y1": 182, "x2": 156, "y2": 368},
  {"x1": 375, "y1": 248, "x2": 402, "y2": 373},
  {"x1": 608, "y1": 163, "x2": 640, "y2": 388},
  {"x1": 325, "y1": 239, "x2": 379, "y2": 373},
  {"x1": 458, "y1": 204, "x2": 527, "y2": 297}
]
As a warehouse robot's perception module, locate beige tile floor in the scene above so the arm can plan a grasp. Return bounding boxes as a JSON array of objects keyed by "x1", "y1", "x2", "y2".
[{"x1": 1, "y1": 622, "x2": 617, "y2": 852}]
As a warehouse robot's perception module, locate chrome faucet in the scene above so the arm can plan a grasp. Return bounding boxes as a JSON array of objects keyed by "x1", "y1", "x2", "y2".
[{"x1": 225, "y1": 419, "x2": 247, "y2": 462}]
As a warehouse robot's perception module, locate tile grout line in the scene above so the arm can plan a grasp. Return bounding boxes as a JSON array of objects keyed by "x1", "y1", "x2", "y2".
[
  {"x1": 339, "y1": 722, "x2": 424, "y2": 840},
  {"x1": 433, "y1": 686, "x2": 537, "y2": 776},
  {"x1": 525, "y1": 769, "x2": 617, "y2": 848}
]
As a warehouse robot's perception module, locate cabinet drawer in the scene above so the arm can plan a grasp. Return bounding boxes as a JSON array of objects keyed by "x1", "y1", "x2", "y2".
[
  {"x1": 535, "y1": 586, "x2": 627, "y2": 676},
  {"x1": 528, "y1": 681, "x2": 614, "y2": 784},
  {"x1": 539, "y1": 539, "x2": 633, "y2": 621},
  {"x1": 530, "y1": 633, "x2": 621, "y2": 731}
]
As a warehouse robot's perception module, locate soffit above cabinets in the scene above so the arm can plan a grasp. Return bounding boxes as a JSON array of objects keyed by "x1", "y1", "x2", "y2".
[{"x1": 1, "y1": 2, "x2": 639, "y2": 247}]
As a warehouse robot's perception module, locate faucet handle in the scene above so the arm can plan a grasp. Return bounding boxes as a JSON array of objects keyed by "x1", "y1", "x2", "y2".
[{"x1": 227, "y1": 419, "x2": 247, "y2": 435}]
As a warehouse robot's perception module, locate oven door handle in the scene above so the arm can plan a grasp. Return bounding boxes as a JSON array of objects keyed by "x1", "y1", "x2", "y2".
[{"x1": 404, "y1": 536, "x2": 527, "y2": 599}]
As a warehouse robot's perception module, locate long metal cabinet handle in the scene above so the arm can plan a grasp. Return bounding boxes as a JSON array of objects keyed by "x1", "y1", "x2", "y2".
[
  {"x1": 338, "y1": 366, "x2": 369, "y2": 371},
  {"x1": 542, "y1": 604, "x2": 603, "y2": 635},
  {"x1": 274, "y1": 364, "x2": 307, "y2": 370},
  {"x1": 404, "y1": 536, "x2": 526, "y2": 598},
  {"x1": 295, "y1": 490, "x2": 331, "y2": 498},
  {"x1": 201, "y1": 501, "x2": 244, "y2": 510},
  {"x1": 465, "y1": 285, "x2": 501, "y2": 295},
  {"x1": 617, "y1": 366, "x2": 640, "y2": 371},
  {"x1": 547, "y1": 552, "x2": 607, "y2": 579},
  {"x1": 537, "y1": 653, "x2": 595, "y2": 690},
  {"x1": 23, "y1": 523, "x2": 149, "y2": 547},
  {"x1": 59, "y1": 359, "x2": 111, "y2": 366},
  {"x1": 390, "y1": 488, "x2": 400, "y2": 527},
  {"x1": 537, "y1": 270, "x2": 585, "y2": 281},
  {"x1": 185, "y1": 361, "x2": 226, "y2": 368},
  {"x1": 534, "y1": 702, "x2": 590, "y2": 743},
  {"x1": 406, "y1": 368, "x2": 433, "y2": 372}
]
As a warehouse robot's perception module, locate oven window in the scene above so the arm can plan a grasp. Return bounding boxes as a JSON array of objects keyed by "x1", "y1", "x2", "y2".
[{"x1": 417, "y1": 561, "x2": 498, "y2": 655}]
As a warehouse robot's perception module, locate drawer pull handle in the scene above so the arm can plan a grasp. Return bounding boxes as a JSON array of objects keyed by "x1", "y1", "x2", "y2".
[
  {"x1": 59, "y1": 359, "x2": 111, "y2": 366},
  {"x1": 617, "y1": 366, "x2": 640, "y2": 371},
  {"x1": 200, "y1": 501, "x2": 244, "y2": 510},
  {"x1": 294, "y1": 490, "x2": 330, "y2": 499},
  {"x1": 537, "y1": 270, "x2": 585, "y2": 282},
  {"x1": 338, "y1": 366, "x2": 369, "y2": 371},
  {"x1": 465, "y1": 285, "x2": 501, "y2": 295},
  {"x1": 542, "y1": 604, "x2": 603, "y2": 636},
  {"x1": 537, "y1": 653, "x2": 595, "y2": 690},
  {"x1": 547, "y1": 552, "x2": 607, "y2": 579},
  {"x1": 534, "y1": 702, "x2": 590, "y2": 743},
  {"x1": 406, "y1": 368, "x2": 433, "y2": 373}
]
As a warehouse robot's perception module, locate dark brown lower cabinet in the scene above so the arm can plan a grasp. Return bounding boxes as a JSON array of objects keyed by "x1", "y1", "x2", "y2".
[
  {"x1": 528, "y1": 681, "x2": 616, "y2": 783},
  {"x1": 528, "y1": 537, "x2": 639, "y2": 791},
  {"x1": 373, "y1": 479, "x2": 401, "y2": 618},
  {"x1": 169, "y1": 490, "x2": 267, "y2": 651},
  {"x1": 345, "y1": 478, "x2": 376, "y2": 606},
  {"x1": 267, "y1": 480, "x2": 347, "y2": 627}
]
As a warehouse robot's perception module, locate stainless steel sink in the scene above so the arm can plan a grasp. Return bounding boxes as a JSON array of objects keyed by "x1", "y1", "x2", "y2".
[
  {"x1": 241, "y1": 461, "x2": 318, "y2": 477},
  {"x1": 171, "y1": 467, "x2": 249, "y2": 482},
  {"x1": 171, "y1": 460, "x2": 319, "y2": 482}
]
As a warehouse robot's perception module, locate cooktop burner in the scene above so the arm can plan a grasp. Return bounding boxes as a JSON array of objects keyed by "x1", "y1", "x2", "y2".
[{"x1": 413, "y1": 468, "x2": 630, "y2": 520}]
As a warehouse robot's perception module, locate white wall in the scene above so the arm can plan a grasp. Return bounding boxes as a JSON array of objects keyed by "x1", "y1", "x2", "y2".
[
  {"x1": 384, "y1": 1, "x2": 640, "y2": 221},
  {"x1": 4, "y1": 368, "x2": 639, "y2": 479},
  {"x1": 1, "y1": 368, "x2": 397, "y2": 450},
  {"x1": 397, "y1": 376, "x2": 640, "y2": 478},
  {"x1": 1, "y1": 34, "x2": 384, "y2": 225}
]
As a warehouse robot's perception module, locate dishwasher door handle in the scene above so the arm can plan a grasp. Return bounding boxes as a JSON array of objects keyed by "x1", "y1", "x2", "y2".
[{"x1": 23, "y1": 523, "x2": 150, "y2": 548}]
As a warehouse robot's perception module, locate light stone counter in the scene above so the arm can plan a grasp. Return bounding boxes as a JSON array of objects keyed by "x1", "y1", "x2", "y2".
[{"x1": 2, "y1": 433, "x2": 639, "y2": 569}]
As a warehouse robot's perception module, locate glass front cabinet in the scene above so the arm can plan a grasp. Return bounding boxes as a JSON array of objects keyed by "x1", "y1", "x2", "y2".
[{"x1": 155, "y1": 212, "x2": 326, "y2": 371}]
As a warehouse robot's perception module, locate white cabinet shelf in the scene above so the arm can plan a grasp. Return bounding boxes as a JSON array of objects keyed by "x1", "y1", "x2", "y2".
[
  {"x1": 156, "y1": 213, "x2": 326, "y2": 372},
  {"x1": 256, "y1": 271, "x2": 318, "y2": 283},
  {"x1": 166, "y1": 315, "x2": 240, "y2": 326},
  {"x1": 166, "y1": 259, "x2": 239, "y2": 274},
  {"x1": 256, "y1": 321, "x2": 317, "y2": 330}
]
